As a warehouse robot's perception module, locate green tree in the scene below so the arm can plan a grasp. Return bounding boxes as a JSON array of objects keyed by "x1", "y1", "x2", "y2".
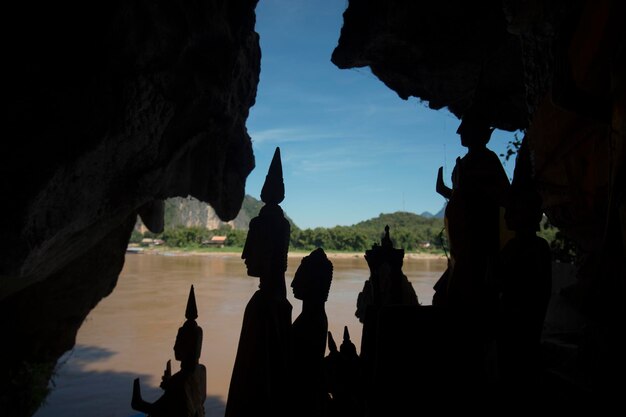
[
  {"x1": 129, "y1": 229, "x2": 143, "y2": 244},
  {"x1": 225, "y1": 229, "x2": 247, "y2": 248},
  {"x1": 539, "y1": 217, "x2": 579, "y2": 263},
  {"x1": 287, "y1": 212, "x2": 444, "y2": 252},
  {"x1": 161, "y1": 226, "x2": 209, "y2": 247}
]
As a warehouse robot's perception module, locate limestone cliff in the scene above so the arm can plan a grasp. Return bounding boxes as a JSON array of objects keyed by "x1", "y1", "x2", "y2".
[{"x1": 136, "y1": 194, "x2": 264, "y2": 232}]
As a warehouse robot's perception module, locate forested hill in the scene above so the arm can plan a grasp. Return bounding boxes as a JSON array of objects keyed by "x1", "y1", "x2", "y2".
[
  {"x1": 289, "y1": 211, "x2": 445, "y2": 252},
  {"x1": 353, "y1": 211, "x2": 444, "y2": 231}
]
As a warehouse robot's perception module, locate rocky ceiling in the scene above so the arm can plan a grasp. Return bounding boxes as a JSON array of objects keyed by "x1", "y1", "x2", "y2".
[
  {"x1": 1, "y1": 0, "x2": 624, "y2": 415},
  {"x1": 332, "y1": 0, "x2": 529, "y2": 131}
]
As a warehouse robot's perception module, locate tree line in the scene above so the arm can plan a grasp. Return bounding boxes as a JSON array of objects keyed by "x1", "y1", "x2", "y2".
[
  {"x1": 130, "y1": 210, "x2": 577, "y2": 261},
  {"x1": 131, "y1": 211, "x2": 447, "y2": 253}
]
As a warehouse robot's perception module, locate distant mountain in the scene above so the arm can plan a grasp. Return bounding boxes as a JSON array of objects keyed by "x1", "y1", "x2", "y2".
[
  {"x1": 420, "y1": 203, "x2": 446, "y2": 219},
  {"x1": 433, "y1": 203, "x2": 446, "y2": 219}
]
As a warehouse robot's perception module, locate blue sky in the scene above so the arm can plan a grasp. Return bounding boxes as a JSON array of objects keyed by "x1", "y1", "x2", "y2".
[{"x1": 244, "y1": 0, "x2": 518, "y2": 229}]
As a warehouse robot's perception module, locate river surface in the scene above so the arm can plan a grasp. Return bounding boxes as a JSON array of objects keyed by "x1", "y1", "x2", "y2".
[{"x1": 34, "y1": 252, "x2": 446, "y2": 417}]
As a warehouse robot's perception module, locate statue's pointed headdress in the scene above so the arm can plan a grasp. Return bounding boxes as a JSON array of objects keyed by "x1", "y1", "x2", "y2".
[
  {"x1": 365, "y1": 225, "x2": 404, "y2": 269},
  {"x1": 381, "y1": 225, "x2": 392, "y2": 248},
  {"x1": 343, "y1": 325, "x2": 351, "y2": 343},
  {"x1": 327, "y1": 331, "x2": 338, "y2": 354},
  {"x1": 340, "y1": 325, "x2": 358, "y2": 357},
  {"x1": 260, "y1": 147, "x2": 285, "y2": 205},
  {"x1": 185, "y1": 285, "x2": 198, "y2": 320}
]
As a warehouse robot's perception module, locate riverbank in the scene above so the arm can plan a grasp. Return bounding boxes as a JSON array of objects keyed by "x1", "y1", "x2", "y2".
[{"x1": 128, "y1": 245, "x2": 447, "y2": 260}]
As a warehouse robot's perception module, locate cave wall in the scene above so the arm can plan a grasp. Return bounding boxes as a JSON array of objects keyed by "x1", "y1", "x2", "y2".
[
  {"x1": 1, "y1": 1, "x2": 261, "y2": 415},
  {"x1": 333, "y1": 0, "x2": 625, "y2": 405},
  {"x1": 0, "y1": 216, "x2": 136, "y2": 416}
]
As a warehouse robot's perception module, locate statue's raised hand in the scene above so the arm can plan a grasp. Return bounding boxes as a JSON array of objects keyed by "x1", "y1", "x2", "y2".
[
  {"x1": 131, "y1": 378, "x2": 143, "y2": 410},
  {"x1": 436, "y1": 166, "x2": 452, "y2": 199},
  {"x1": 160, "y1": 359, "x2": 172, "y2": 389}
]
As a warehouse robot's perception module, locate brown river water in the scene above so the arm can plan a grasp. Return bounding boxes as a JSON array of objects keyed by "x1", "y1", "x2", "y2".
[{"x1": 33, "y1": 252, "x2": 446, "y2": 417}]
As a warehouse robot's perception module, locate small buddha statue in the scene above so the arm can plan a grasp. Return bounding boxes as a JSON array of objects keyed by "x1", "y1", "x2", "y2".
[
  {"x1": 289, "y1": 247, "x2": 334, "y2": 417},
  {"x1": 356, "y1": 225, "x2": 418, "y2": 362},
  {"x1": 324, "y1": 327, "x2": 364, "y2": 417},
  {"x1": 131, "y1": 285, "x2": 206, "y2": 417}
]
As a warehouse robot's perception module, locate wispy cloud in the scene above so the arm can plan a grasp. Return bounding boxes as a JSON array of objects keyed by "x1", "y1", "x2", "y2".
[
  {"x1": 249, "y1": 127, "x2": 304, "y2": 144},
  {"x1": 296, "y1": 159, "x2": 365, "y2": 174},
  {"x1": 249, "y1": 126, "x2": 353, "y2": 145},
  {"x1": 251, "y1": 124, "x2": 450, "y2": 173},
  {"x1": 292, "y1": 149, "x2": 370, "y2": 174}
]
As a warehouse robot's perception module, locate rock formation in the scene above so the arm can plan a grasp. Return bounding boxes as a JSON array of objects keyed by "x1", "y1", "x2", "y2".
[{"x1": 2, "y1": 1, "x2": 261, "y2": 415}]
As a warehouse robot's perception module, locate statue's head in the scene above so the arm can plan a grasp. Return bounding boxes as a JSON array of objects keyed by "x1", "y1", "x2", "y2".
[
  {"x1": 242, "y1": 206, "x2": 290, "y2": 278},
  {"x1": 291, "y1": 247, "x2": 333, "y2": 302},
  {"x1": 173, "y1": 285, "x2": 203, "y2": 368},
  {"x1": 174, "y1": 320, "x2": 203, "y2": 366},
  {"x1": 241, "y1": 146, "x2": 290, "y2": 279},
  {"x1": 456, "y1": 110, "x2": 494, "y2": 148}
]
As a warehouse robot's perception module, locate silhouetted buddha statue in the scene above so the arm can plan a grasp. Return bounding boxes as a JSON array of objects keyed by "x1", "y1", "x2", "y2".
[
  {"x1": 323, "y1": 330, "x2": 341, "y2": 408},
  {"x1": 289, "y1": 247, "x2": 333, "y2": 417},
  {"x1": 131, "y1": 285, "x2": 206, "y2": 417},
  {"x1": 327, "y1": 326, "x2": 366, "y2": 417},
  {"x1": 356, "y1": 225, "x2": 418, "y2": 361},
  {"x1": 434, "y1": 110, "x2": 510, "y2": 319},
  {"x1": 324, "y1": 327, "x2": 364, "y2": 417},
  {"x1": 430, "y1": 110, "x2": 511, "y2": 402},
  {"x1": 496, "y1": 143, "x2": 552, "y2": 400},
  {"x1": 339, "y1": 326, "x2": 358, "y2": 359},
  {"x1": 225, "y1": 147, "x2": 292, "y2": 417}
]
